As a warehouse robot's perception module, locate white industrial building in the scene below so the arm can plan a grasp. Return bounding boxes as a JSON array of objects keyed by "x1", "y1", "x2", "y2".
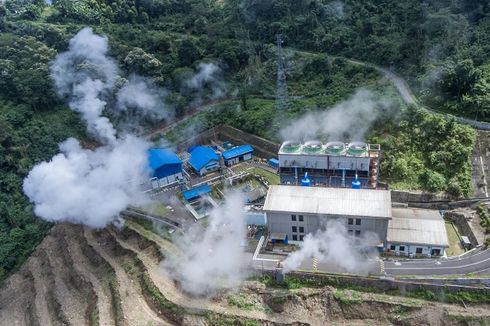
[
  {"x1": 262, "y1": 185, "x2": 450, "y2": 257},
  {"x1": 263, "y1": 185, "x2": 391, "y2": 243},
  {"x1": 387, "y1": 208, "x2": 449, "y2": 257}
]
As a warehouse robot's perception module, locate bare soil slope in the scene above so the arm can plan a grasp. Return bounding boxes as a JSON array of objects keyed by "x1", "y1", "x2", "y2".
[{"x1": 0, "y1": 223, "x2": 488, "y2": 326}]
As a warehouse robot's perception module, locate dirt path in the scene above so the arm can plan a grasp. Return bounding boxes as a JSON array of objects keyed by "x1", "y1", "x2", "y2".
[
  {"x1": 42, "y1": 235, "x2": 89, "y2": 325},
  {"x1": 83, "y1": 227, "x2": 170, "y2": 326},
  {"x1": 108, "y1": 226, "x2": 315, "y2": 325},
  {"x1": 29, "y1": 255, "x2": 55, "y2": 326},
  {"x1": 64, "y1": 226, "x2": 114, "y2": 326}
]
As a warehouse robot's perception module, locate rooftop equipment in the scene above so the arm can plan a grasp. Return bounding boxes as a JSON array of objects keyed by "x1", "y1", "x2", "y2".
[
  {"x1": 303, "y1": 140, "x2": 323, "y2": 154},
  {"x1": 325, "y1": 141, "x2": 346, "y2": 155},
  {"x1": 347, "y1": 142, "x2": 368, "y2": 156},
  {"x1": 280, "y1": 141, "x2": 302, "y2": 153}
]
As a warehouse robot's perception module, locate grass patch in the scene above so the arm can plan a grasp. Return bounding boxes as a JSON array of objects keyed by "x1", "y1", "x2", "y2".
[
  {"x1": 227, "y1": 293, "x2": 256, "y2": 311},
  {"x1": 140, "y1": 272, "x2": 186, "y2": 321},
  {"x1": 445, "y1": 222, "x2": 464, "y2": 256},
  {"x1": 251, "y1": 167, "x2": 280, "y2": 185},
  {"x1": 334, "y1": 289, "x2": 363, "y2": 304},
  {"x1": 108, "y1": 278, "x2": 124, "y2": 326}
]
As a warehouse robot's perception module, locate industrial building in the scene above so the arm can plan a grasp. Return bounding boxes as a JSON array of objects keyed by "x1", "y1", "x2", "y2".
[
  {"x1": 262, "y1": 184, "x2": 450, "y2": 257},
  {"x1": 263, "y1": 185, "x2": 391, "y2": 243},
  {"x1": 278, "y1": 140, "x2": 380, "y2": 188},
  {"x1": 188, "y1": 146, "x2": 220, "y2": 176},
  {"x1": 147, "y1": 148, "x2": 183, "y2": 187},
  {"x1": 387, "y1": 208, "x2": 449, "y2": 257},
  {"x1": 222, "y1": 144, "x2": 254, "y2": 166}
]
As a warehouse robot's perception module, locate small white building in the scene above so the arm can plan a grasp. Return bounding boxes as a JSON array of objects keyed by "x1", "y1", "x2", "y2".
[{"x1": 387, "y1": 208, "x2": 449, "y2": 257}]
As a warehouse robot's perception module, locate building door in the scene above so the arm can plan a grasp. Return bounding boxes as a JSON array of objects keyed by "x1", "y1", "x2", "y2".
[{"x1": 431, "y1": 249, "x2": 441, "y2": 256}]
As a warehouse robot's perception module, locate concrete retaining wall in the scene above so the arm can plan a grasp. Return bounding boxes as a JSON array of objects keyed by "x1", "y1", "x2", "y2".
[
  {"x1": 444, "y1": 211, "x2": 481, "y2": 246},
  {"x1": 260, "y1": 270, "x2": 490, "y2": 296},
  {"x1": 176, "y1": 125, "x2": 280, "y2": 159}
]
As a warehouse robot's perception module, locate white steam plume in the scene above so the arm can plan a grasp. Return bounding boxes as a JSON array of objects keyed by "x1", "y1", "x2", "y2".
[
  {"x1": 162, "y1": 193, "x2": 250, "y2": 296},
  {"x1": 50, "y1": 27, "x2": 119, "y2": 144},
  {"x1": 116, "y1": 75, "x2": 174, "y2": 122},
  {"x1": 23, "y1": 27, "x2": 170, "y2": 228},
  {"x1": 184, "y1": 62, "x2": 226, "y2": 103},
  {"x1": 279, "y1": 89, "x2": 392, "y2": 141},
  {"x1": 283, "y1": 220, "x2": 379, "y2": 274},
  {"x1": 23, "y1": 136, "x2": 150, "y2": 228}
]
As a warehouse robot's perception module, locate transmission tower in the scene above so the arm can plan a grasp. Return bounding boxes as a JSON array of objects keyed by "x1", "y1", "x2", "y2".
[{"x1": 275, "y1": 34, "x2": 289, "y2": 110}]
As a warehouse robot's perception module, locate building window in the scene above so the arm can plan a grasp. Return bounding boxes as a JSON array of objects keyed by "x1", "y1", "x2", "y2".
[
  {"x1": 390, "y1": 245, "x2": 396, "y2": 251},
  {"x1": 299, "y1": 235, "x2": 304, "y2": 241},
  {"x1": 355, "y1": 218, "x2": 361, "y2": 225},
  {"x1": 355, "y1": 230, "x2": 361, "y2": 237},
  {"x1": 291, "y1": 214, "x2": 296, "y2": 221},
  {"x1": 348, "y1": 218, "x2": 353, "y2": 225},
  {"x1": 292, "y1": 226, "x2": 297, "y2": 233},
  {"x1": 292, "y1": 234, "x2": 298, "y2": 241},
  {"x1": 299, "y1": 226, "x2": 304, "y2": 233},
  {"x1": 348, "y1": 230, "x2": 353, "y2": 235},
  {"x1": 298, "y1": 215, "x2": 304, "y2": 222},
  {"x1": 416, "y1": 248, "x2": 423, "y2": 254},
  {"x1": 399, "y1": 246, "x2": 405, "y2": 251}
]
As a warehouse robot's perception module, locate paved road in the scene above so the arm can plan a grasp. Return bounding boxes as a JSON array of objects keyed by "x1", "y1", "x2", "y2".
[
  {"x1": 252, "y1": 247, "x2": 490, "y2": 276},
  {"x1": 384, "y1": 248, "x2": 490, "y2": 276}
]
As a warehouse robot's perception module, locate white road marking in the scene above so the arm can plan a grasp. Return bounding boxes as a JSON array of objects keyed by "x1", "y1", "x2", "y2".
[{"x1": 385, "y1": 257, "x2": 490, "y2": 270}]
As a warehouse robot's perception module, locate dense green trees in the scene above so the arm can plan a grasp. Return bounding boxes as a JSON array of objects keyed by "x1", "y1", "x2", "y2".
[{"x1": 0, "y1": 0, "x2": 485, "y2": 280}]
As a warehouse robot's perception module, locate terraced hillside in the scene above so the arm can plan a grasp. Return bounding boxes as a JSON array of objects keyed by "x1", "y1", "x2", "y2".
[{"x1": 1, "y1": 223, "x2": 489, "y2": 326}]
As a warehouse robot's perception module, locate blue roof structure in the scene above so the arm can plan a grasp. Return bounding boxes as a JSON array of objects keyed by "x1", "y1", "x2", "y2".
[
  {"x1": 148, "y1": 148, "x2": 182, "y2": 179},
  {"x1": 189, "y1": 146, "x2": 219, "y2": 171},
  {"x1": 222, "y1": 144, "x2": 253, "y2": 160},
  {"x1": 182, "y1": 183, "x2": 212, "y2": 201}
]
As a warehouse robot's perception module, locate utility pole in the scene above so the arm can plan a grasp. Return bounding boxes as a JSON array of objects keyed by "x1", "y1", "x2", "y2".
[{"x1": 276, "y1": 34, "x2": 289, "y2": 110}]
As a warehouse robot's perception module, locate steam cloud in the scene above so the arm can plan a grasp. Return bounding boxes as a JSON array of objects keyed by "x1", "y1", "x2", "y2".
[
  {"x1": 183, "y1": 62, "x2": 226, "y2": 104},
  {"x1": 162, "y1": 193, "x2": 250, "y2": 295},
  {"x1": 116, "y1": 75, "x2": 173, "y2": 121},
  {"x1": 50, "y1": 27, "x2": 119, "y2": 143},
  {"x1": 283, "y1": 220, "x2": 379, "y2": 274},
  {"x1": 279, "y1": 89, "x2": 391, "y2": 141},
  {"x1": 23, "y1": 27, "x2": 171, "y2": 228},
  {"x1": 23, "y1": 136, "x2": 150, "y2": 228}
]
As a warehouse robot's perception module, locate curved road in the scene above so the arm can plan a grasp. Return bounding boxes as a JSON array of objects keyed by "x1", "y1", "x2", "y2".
[
  {"x1": 384, "y1": 248, "x2": 490, "y2": 276},
  {"x1": 346, "y1": 57, "x2": 490, "y2": 130}
]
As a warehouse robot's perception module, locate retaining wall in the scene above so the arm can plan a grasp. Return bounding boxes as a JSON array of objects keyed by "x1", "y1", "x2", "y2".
[
  {"x1": 176, "y1": 125, "x2": 280, "y2": 159},
  {"x1": 260, "y1": 270, "x2": 490, "y2": 296},
  {"x1": 444, "y1": 211, "x2": 481, "y2": 246}
]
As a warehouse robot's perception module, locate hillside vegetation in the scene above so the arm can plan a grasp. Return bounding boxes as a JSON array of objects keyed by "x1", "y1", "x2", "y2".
[{"x1": 0, "y1": 0, "x2": 483, "y2": 280}]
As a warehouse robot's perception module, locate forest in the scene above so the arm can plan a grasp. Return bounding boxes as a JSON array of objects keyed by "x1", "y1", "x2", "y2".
[{"x1": 0, "y1": 0, "x2": 486, "y2": 279}]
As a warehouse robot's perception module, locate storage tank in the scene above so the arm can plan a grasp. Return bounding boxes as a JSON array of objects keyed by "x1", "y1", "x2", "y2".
[
  {"x1": 303, "y1": 140, "x2": 323, "y2": 154},
  {"x1": 351, "y1": 175, "x2": 361, "y2": 189},
  {"x1": 301, "y1": 172, "x2": 311, "y2": 186},
  {"x1": 280, "y1": 141, "x2": 302, "y2": 154},
  {"x1": 325, "y1": 141, "x2": 346, "y2": 155},
  {"x1": 347, "y1": 142, "x2": 368, "y2": 156}
]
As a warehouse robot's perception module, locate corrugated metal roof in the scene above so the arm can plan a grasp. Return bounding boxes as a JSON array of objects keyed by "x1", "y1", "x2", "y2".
[
  {"x1": 189, "y1": 146, "x2": 219, "y2": 171},
  {"x1": 263, "y1": 185, "x2": 391, "y2": 219},
  {"x1": 182, "y1": 183, "x2": 212, "y2": 201},
  {"x1": 222, "y1": 144, "x2": 253, "y2": 160},
  {"x1": 148, "y1": 148, "x2": 182, "y2": 170},
  {"x1": 387, "y1": 208, "x2": 449, "y2": 247}
]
